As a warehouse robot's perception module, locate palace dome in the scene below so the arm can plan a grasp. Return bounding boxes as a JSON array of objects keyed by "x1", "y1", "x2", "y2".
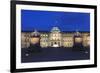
[
  {"x1": 51, "y1": 27, "x2": 60, "y2": 32},
  {"x1": 74, "y1": 30, "x2": 81, "y2": 37},
  {"x1": 31, "y1": 30, "x2": 40, "y2": 37}
]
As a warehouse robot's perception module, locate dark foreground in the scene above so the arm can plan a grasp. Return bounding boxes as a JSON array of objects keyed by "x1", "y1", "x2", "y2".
[{"x1": 21, "y1": 47, "x2": 90, "y2": 63}]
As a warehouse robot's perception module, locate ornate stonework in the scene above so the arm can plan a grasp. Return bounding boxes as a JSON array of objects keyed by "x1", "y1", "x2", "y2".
[{"x1": 21, "y1": 27, "x2": 90, "y2": 48}]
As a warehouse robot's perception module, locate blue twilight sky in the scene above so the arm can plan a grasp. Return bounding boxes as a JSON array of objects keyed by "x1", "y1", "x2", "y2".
[{"x1": 21, "y1": 10, "x2": 90, "y2": 32}]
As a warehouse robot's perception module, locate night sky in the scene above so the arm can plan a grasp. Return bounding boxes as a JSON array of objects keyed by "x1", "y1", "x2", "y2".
[{"x1": 21, "y1": 10, "x2": 90, "y2": 32}]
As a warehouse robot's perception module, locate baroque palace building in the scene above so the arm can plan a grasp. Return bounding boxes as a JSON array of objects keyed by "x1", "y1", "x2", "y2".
[{"x1": 21, "y1": 27, "x2": 90, "y2": 48}]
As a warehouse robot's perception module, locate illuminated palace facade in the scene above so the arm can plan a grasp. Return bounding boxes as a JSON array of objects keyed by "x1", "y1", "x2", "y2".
[{"x1": 21, "y1": 27, "x2": 90, "y2": 48}]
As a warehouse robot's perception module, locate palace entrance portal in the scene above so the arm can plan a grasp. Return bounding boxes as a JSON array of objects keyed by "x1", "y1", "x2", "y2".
[{"x1": 51, "y1": 41, "x2": 61, "y2": 47}]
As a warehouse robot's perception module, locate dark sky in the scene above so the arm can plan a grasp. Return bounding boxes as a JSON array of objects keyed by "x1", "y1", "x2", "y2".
[{"x1": 21, "y1": 10, "x2": 90, "y2": 32}]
